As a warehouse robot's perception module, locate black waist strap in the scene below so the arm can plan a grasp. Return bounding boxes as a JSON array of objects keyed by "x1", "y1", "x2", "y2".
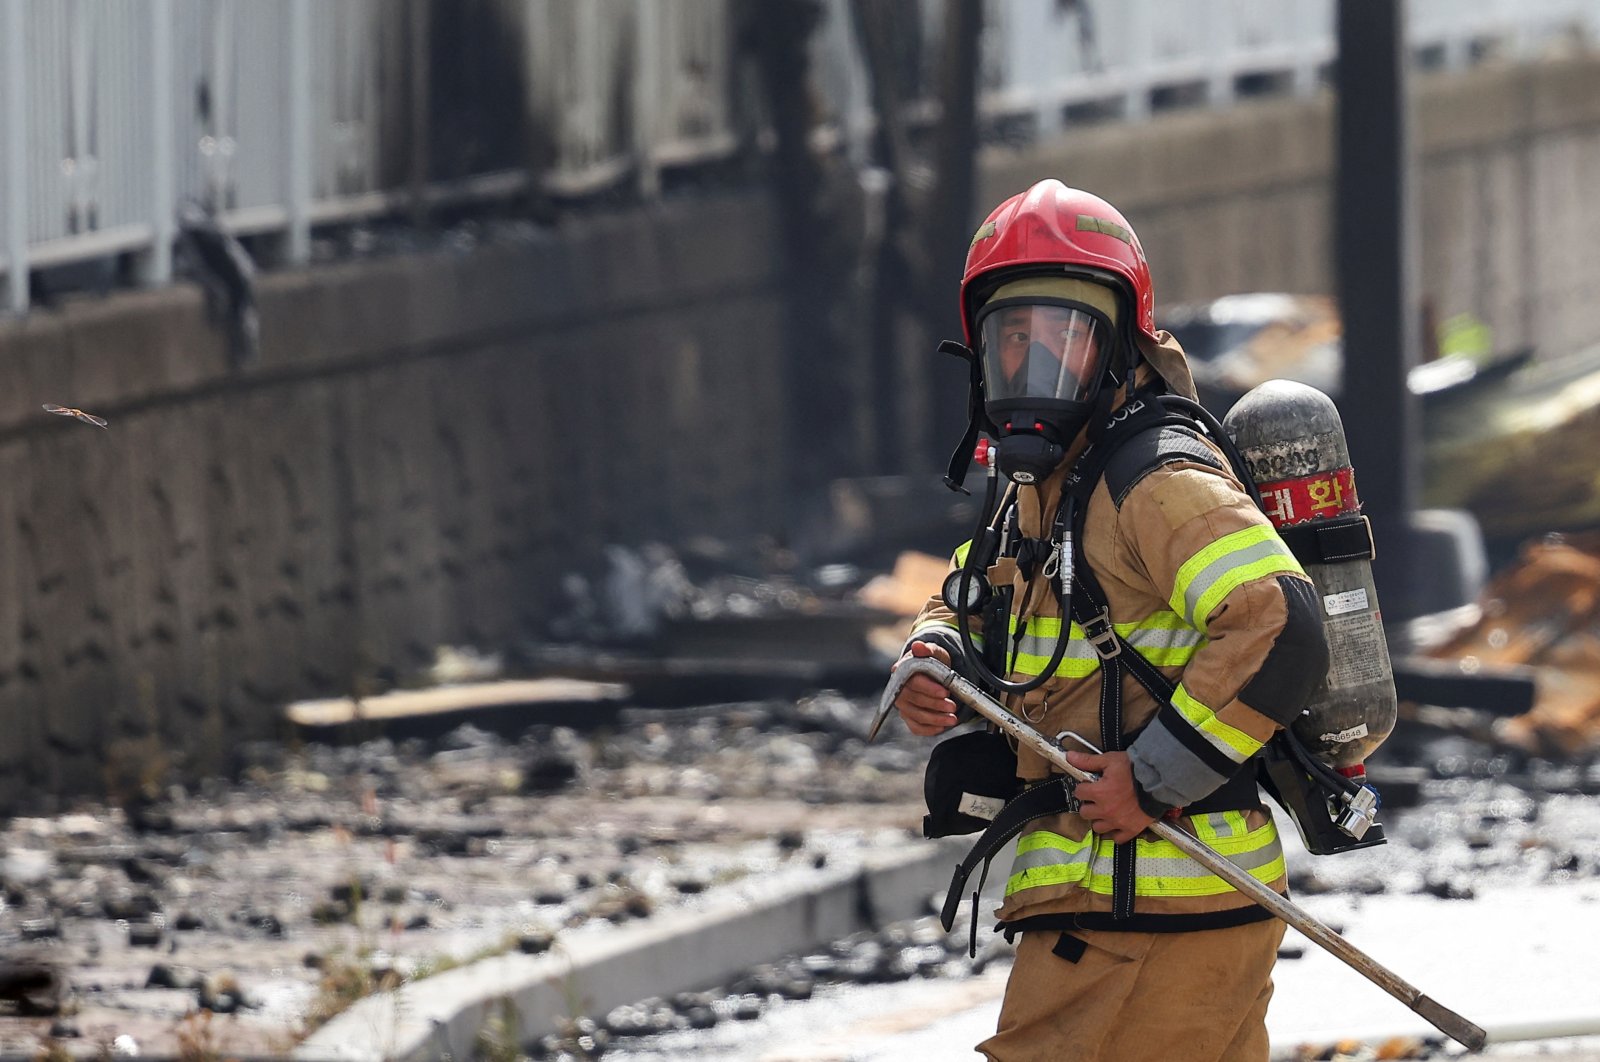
[{"x1": 997, "y1": 903, "x2": 1277, "y2": 940}]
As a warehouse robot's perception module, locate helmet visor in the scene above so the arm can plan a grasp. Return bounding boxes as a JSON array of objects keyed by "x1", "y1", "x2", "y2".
[{"x1": 978, "y1": 301, "x2": 1112, "y2": 405}]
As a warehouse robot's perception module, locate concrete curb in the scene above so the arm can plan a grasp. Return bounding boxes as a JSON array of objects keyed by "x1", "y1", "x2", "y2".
[{"x1": 295, "y1": 836, "x2": 969, "y2": 1062}]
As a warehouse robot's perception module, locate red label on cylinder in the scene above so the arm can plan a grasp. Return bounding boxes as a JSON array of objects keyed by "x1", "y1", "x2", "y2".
[{"x1": 1255, "y1": 466, "x2": 1359, "y2": 527}]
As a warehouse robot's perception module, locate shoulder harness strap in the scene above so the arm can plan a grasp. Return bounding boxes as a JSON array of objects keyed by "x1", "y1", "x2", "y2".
[
  {"x1": 1102, "y1": 424, "x2": 1226, "y2": 507},
  {"x1": 1064, "y1": 395, "x2": 1252, "y2": 921}
]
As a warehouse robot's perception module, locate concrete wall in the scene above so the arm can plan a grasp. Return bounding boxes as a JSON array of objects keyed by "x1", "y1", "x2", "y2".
[
  {"x1": 3, "y1": 55, "x2": 1600, "y2": 807},
  {"x1": 985, "y1": 54, "x2": 1600, "y2": 362},
  {"x1": 0, "y1": 197, "x2": 788, "y2": 807}
]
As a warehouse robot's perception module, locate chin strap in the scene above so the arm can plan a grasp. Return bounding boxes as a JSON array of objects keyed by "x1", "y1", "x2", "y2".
[{"x1": 1081, "y1": 384, "x2": 1121, "y2": 448}]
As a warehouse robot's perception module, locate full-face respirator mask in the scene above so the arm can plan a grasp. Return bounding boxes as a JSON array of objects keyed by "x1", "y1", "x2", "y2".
[{"x1": 964, "y1": 277, "x2": 1125, "y2": 487}]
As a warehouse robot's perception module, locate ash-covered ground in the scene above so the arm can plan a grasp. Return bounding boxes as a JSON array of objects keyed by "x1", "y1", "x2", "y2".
[
  {"x1": 1, "y1": 692, "x2": 1597, "y2": 1061},
  {"x1": 0, "y1": 693, "x2": 924, "y2": 1059}
]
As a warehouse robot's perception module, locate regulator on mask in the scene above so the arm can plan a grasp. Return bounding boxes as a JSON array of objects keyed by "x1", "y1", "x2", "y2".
[{"x1": 973, "y1": 277, "x2": 1123, "y2": 485}]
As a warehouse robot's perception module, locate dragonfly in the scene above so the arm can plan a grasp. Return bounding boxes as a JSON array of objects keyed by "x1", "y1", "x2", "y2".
[{"x1": 42, "y1": 403, "x2": 108, "y2": 428}]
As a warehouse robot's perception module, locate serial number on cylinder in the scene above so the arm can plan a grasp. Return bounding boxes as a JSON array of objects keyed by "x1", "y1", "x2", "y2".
[{"x1": 1241, "y1": 432, "x2": 1344, "y2": 480}]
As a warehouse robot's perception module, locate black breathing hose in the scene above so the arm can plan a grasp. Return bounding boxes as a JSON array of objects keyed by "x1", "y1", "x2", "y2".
[
  {"x1": 953, "y1": 469, "x2": 1074, "y2": 696},
  {"x1": 1281, "y1": 727, "x2": 1367, "y2": 798}
]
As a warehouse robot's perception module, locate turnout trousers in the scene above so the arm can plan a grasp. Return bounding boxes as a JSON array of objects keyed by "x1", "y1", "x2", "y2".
[{"x1": 976, "y1": 918, "x2": 1285, "y2": 1062}]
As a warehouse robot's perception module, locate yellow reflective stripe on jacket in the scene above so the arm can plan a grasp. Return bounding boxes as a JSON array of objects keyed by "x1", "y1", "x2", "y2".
[
  {"x1": 1171, "y1": 684, "x2": 1263, "y2": 764},
  {"x1": 953, "y1": 540, "x2": 972, "y2": 566},
  {"x1": 1006, "y1": 816, "x2": 1284, "y2": 899},
  {"x1": 1007, "y1": 611, "x2": 1203, "y2": 678},
  {"x1": 1190, "y1": 810, "x2": 1250, "y2": 844},
  {"x1": 1168, "y1": 525, "x2": 1304, "y2": 634}
]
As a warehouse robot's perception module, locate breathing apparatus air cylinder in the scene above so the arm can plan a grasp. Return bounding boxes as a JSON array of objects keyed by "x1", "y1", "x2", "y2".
[{"x1": 1223, "y1": 379, "x2": 1397, "y2": 853}]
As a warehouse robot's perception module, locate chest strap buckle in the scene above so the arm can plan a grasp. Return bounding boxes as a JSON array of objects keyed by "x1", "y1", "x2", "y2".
[{"x1": 1082, "y1": 609, "x2": 1122, "y2": 660}]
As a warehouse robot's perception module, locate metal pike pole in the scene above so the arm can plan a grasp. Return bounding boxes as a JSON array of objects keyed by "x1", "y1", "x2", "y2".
[{"x1": 877, "y1": 657, "x2": 1489, "y2": 1054}]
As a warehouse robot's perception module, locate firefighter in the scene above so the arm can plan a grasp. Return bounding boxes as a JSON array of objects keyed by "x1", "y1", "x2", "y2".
[{"x1": 891, "y1": 180, "x2": 1330, "y2": 1062}]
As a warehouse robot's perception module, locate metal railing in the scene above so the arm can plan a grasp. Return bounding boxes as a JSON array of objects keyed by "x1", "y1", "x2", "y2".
[
  {"x1": 812, "y1": 0, "x2": 1597, "y2": 152},
  {"x1": 0, "y1": 0, "x2": 742, "y2": 312},
  {"x1": 2, "y1": 0, "x2": 1595, "y2": 314}
]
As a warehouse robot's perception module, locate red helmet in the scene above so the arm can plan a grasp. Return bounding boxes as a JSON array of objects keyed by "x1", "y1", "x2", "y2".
[{"x1": 960, "y1": 180, "x2": 1155, "y2": 348}]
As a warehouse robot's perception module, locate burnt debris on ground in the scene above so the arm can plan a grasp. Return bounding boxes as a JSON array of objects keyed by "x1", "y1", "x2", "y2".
[{"x1": 0, "y1": 694, "x2": 930, "y2": 1058}]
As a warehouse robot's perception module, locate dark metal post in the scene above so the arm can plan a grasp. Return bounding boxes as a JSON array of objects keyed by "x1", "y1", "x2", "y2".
[
  {"x1": 408, "y1": 0, "x2": 432, "y2": 228},
  {"x1": 1335, "y1": 0, "x2": 1420, "y2": 618}
]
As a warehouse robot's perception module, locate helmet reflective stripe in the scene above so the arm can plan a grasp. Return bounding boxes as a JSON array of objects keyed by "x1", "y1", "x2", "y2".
[
  {"x1": 1171, "y1": 684, "x2": 1264, "y2": 765},
  {"x1": 1075, "y1": 213, "x2": 1132, "y2": 243},
  {"x1": 1168, "y1": 525, "x2": 1304, "y2": 634},
  {"x1": 1006, "y1": 818, "x2": 1285, "y2": 898}
]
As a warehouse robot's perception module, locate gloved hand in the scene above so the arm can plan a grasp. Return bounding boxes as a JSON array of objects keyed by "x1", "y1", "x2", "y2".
[
  {"x1": 891, "y1": 641, "x2": 958, "y2": 736},
  {"x1": 1067, "y1": 750, "x2": 1157, "y2": 843}
]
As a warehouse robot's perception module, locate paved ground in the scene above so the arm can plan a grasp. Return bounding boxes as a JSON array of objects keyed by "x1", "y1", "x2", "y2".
[{"x1": 601, "y1": 879, "x2": 1600, "y2": 1061}]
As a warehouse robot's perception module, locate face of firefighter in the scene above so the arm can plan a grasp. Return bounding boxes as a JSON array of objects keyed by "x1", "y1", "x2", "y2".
[{"x1": 981, "y1": 302, "x2": 1109, "y2": 406}]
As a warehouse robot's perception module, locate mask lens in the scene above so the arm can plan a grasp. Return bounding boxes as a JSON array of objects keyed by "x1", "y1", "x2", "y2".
[{"x1": 978, "y1": 303, "x2": 1109, "y2": 404}]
